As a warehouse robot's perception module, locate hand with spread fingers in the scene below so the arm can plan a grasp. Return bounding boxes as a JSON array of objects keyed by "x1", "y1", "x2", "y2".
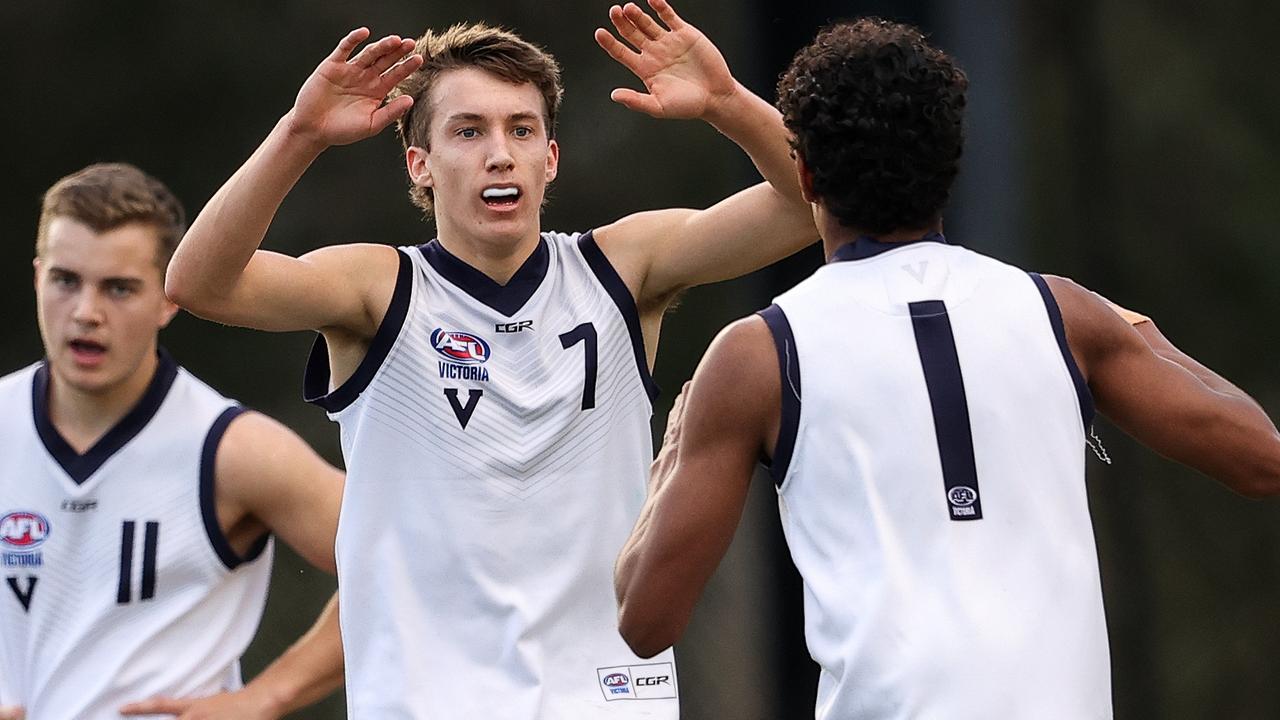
[
  {"x1": 288, "y1": 27, "x2": 425, "y2": 147},
  {"x1": 594, "y1": 0, "x2": 738, "y2": 121}
]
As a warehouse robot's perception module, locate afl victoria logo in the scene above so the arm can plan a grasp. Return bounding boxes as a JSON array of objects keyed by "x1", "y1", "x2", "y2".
[
  {"x1": 603, "y1": 673, "x2": 630, "y2": 688},
  {"x1": 947, "y1": 486, "x2": 978, "y2": 507},
  {"x1": 0, "y1": 511, "x2": 50, "y2": 551},
  {"x1": 431, "y1": 329, "x2": 491, "y2": 365}
]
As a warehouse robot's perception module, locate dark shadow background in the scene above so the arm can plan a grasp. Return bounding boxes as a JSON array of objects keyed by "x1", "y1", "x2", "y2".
[{"x1": 2, "y1": 1, "x2": 1278, "y2": 717}]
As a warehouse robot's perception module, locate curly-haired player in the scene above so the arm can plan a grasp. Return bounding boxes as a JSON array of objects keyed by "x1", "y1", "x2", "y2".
[{"x1": 615, "y1": 18, "x2": 1280, "y2": 719}]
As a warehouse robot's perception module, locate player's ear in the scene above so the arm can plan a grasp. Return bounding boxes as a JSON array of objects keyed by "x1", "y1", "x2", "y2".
[
  {"x1": 406, "y1": 146, "x2": 433, "y2": 189},
  {"x1": 32, "y1": 257, "x2": 42, "y2": 290},
  {"x1": 544, "y1": 139, "x2": 559, "y2": 184},
  {"x1": 796, "y1": 154, "x2": 816, "y2": 204}
]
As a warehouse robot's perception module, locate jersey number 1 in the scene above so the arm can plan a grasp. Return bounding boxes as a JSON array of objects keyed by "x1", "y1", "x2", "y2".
[
  {"x1": 117, "y1": 520, "x2": 160, "y2": 604},
  {"x1": 909, "y1": 301, "x2": 983, "y2": 521}
]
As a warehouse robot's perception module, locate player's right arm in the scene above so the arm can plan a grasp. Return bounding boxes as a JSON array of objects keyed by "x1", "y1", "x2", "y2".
[
  {"x1": 165, "y1": 29, "x2": 423, "y2": 337},
  {"x1": 1049, "y1": 276, "x2": 1280, "y2": 498}
]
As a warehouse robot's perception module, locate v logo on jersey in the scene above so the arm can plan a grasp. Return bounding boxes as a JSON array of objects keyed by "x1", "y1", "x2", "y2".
[
  {"x1": 902, "y1": 261, "x2": 930, "y2": 284},
  {"x1": 6, "y1": 576, "x2": 37, "y2": 612},
  {"x1": 444, "y1": 389, "x2": 484, "y2": 430}
]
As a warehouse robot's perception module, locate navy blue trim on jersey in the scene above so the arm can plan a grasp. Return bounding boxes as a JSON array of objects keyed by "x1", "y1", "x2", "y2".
[
  {"x1": 577, "y1": 230, "x2": 660, "y2": 403},
  {"x1": 758, "y1": 304, "x2": 802, "y2": 488},
  {"x1": 420, "y1": 236, "x2": 549, "y2": 317},
  {"x1": 199, "y1": 405, "x2": 269, "y2": 570},
  {"x1": 305, "y1": 249, "x2": 413, "y2": 413},
  {"x1": 830, "y1": 232, "x2": 949, "y2": 263},
  {"x1": 909, "y1": 300, "x2": 984, "y2": 521},
  {"x1": 33, "y1": 348, "x2": 179, "y2": 485},
  {"x1": 1029, "y1": 273, "x2": 1096, "y2": 431}
]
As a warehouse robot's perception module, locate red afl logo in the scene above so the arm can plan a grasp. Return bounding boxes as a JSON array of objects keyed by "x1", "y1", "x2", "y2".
[
  {"x1": 0, "y1": 512, "x2": 50, "y2": 551},
  {"x1": 431, "y1": 329, "x2": 491, "y2": 365},
  {"x1": 603, "y1": 673, "x2": 630, "y2": 688}
]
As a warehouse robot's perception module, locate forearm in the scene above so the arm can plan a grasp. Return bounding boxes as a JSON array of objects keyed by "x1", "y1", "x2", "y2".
[
  {"x1": 244, "y1": 594, "x2": 344, "y2": 716},
  {"x1": 167, "y1": 113, "x2": 325, "y2": 309},
  {"x1": 705, "y1": 83, "x2": 805, "y2": 205}
]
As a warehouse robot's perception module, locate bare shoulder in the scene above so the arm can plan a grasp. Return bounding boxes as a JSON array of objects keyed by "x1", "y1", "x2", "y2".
[
  {"x1": 594, "y1": 209, "x2": 697, "y2": 303},
  {"x1": 214, "y1": 410, "x2": 333, "y2": 496},
  {"x1": 1041, "y1": 273, "x2": 1149, "y2": 378},
  {"x1": 684, "y1": 315, "x2": 780, "y2": 445},
  {"x1": 301, "y1": 242, "x2": 402, "y2": 322}
]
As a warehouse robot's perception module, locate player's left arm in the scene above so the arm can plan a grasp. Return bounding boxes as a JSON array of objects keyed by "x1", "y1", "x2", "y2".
[
  {"x1": 121, "y1": 411, "x2": 345, "y2": 717},
  {"x1": 593, "y1": 1, "x2": 817, "y2": 307},
  {"x1": 615, "y1": 316, "x2": 779, "y2": 657}
]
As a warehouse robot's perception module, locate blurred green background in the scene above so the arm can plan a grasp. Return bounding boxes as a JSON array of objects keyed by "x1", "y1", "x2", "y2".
[{"x1": 2, "y1": 0, "x2": 1277, "y2": 717}]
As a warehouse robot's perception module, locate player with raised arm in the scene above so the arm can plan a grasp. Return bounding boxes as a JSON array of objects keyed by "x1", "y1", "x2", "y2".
[
  {"x1": 165, "y1": 1, "x2": 814, "y2": 717},
  {"x1": 613, "y1": 19, "x2": 1280, "y2": 720},
  {"x1": 0, "y1": 164, "x2": 345, "y2": 720}
]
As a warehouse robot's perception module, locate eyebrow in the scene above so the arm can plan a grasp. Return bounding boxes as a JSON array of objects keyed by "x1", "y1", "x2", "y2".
[
  {"x1": 48, "y1": 266, "x2": 145, "y2": 286},
  {"x1": 444, "y1": 111, "x2": 542, "y2": 125}
]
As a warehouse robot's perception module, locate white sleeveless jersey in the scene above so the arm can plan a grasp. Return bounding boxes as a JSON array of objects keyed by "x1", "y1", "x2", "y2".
[
  {"x1": 763, "y1": 236, "x2": 1111, "y2": 720},
  {"x1": 305, "y1": 231, "x2": 678, "y2": 719},
  {"x1": 0, "y1": 352, "x2": 274, "y2": 719}
]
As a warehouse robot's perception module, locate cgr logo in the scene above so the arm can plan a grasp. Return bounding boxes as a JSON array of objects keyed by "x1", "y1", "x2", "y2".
[
  {"x1": 636, "y1": 675, "x2": 670, "y2": 686},
  {"x1": 0, "y1": 512, "x2": 50, "y2": 551},
  {"x1": 496, "y1": 320, "x2": 533, "y2": 333},
  {"x1": 947, "y1": 486, "x2": 978, "y2": 507},
  {"x1": 431, "y1": 329, "x2": 491, "y2": 365}
]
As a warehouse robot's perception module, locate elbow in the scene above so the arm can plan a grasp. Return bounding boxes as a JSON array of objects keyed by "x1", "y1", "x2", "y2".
[
  {"x1": 617, "y1": 601, "x2": 679, "y2": 659},
  {"x1": 163, "y1": 262, "x2": 196, "y2": 308},
  {"x1": 1227, "y1": 438, "x2": 1280, "y2": 499}
]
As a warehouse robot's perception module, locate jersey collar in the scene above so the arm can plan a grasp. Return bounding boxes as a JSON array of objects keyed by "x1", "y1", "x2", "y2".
[
  {"x1": 419, "y1": 236, "x2": 550, "y2": 317},
  {"x1": 32, "y1": 348, "x2": 179, "y2": 485},
  {"x1": 829, "y1": 232, "x2": 949, "y2": 263}
]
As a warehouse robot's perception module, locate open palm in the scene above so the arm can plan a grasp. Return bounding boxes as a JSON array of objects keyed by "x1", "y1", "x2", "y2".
[
  {"x1": 291, "y1": 28, "x2": 424, "y2": 147},
  {"x1": 595, "y1": 1, "x2": 737, "y2": 120}
]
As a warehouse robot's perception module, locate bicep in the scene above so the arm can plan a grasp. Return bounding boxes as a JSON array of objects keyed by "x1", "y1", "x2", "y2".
[
  {"x1": 600, "y1": 184, "x2": 816, "y2": 306},
  {"x1": 217, "y1": 413, "x2": 343, "y2": 573},
  {"x1": 182, "y1": 243, "x2": 395, "y2": 337}
]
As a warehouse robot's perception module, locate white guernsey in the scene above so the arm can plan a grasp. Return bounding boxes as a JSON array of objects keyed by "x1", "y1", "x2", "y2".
[
  {"x1": 0, "y1": 354, "x2": 273, "y2": 718},
  {"x1": 305, "y1": 231, "x2": 676, "y2": 716}
]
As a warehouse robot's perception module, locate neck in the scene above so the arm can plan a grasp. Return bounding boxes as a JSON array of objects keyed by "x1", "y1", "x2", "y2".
[
  {"x1": 820, "y1": 217, "x2": 945, "y2": 260},
  {"x1": 47, "y1": 349, "x2": 158, "y2": 453},
  {"x1": 435, "y1": 221, "x2": 542, "y2": 285}
]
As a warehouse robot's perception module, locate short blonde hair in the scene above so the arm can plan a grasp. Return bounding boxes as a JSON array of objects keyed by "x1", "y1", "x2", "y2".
[
  {"x1": 37, "y1": 163, "x2": 185, "y2": 269},
  {"x1": 391, "y1": 23, "x2": 563, "y2": 214}
]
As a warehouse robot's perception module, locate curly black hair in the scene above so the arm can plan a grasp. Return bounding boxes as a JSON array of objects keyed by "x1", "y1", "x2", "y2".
[{"x1": 777, "y1": 19, "x2": 968, "y2": 235}]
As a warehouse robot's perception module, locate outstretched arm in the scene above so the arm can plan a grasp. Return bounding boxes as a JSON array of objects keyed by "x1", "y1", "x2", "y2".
[
  {"x1": 616, "y1": 316, "x2": 779, "y2": 657},
  {"x1": 593, "y1": 1, "x2": 816, "y2": 307},
  {"x1": 1052, "y1": 277, "x2": 1280, "y2": 498},
  {"x1": 166, "y1": 29, "x2": 423, "y2": 338}
]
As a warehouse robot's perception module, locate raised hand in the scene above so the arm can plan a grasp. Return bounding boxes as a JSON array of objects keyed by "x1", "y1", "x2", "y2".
[
  {"x1": 594, "y1": 1, "x2": 737, "y2": 121},
  {"x1": 289, "y1": 28, "x2": 425, "y2": 147}
]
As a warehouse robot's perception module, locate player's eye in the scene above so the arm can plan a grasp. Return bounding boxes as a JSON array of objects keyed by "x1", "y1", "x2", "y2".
[
  {"x1": 513, "y1": 126, "x2": 533, "y2": 138},
  {"x1": 458, "y1": 127, "x2": 479, "y2": 139},
  {"x1": 51, "y1": 273, "x2": 78, "y2": 290},
  {"x1": 106, "y1": 283, "x2": 135, "y2": 298}
]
